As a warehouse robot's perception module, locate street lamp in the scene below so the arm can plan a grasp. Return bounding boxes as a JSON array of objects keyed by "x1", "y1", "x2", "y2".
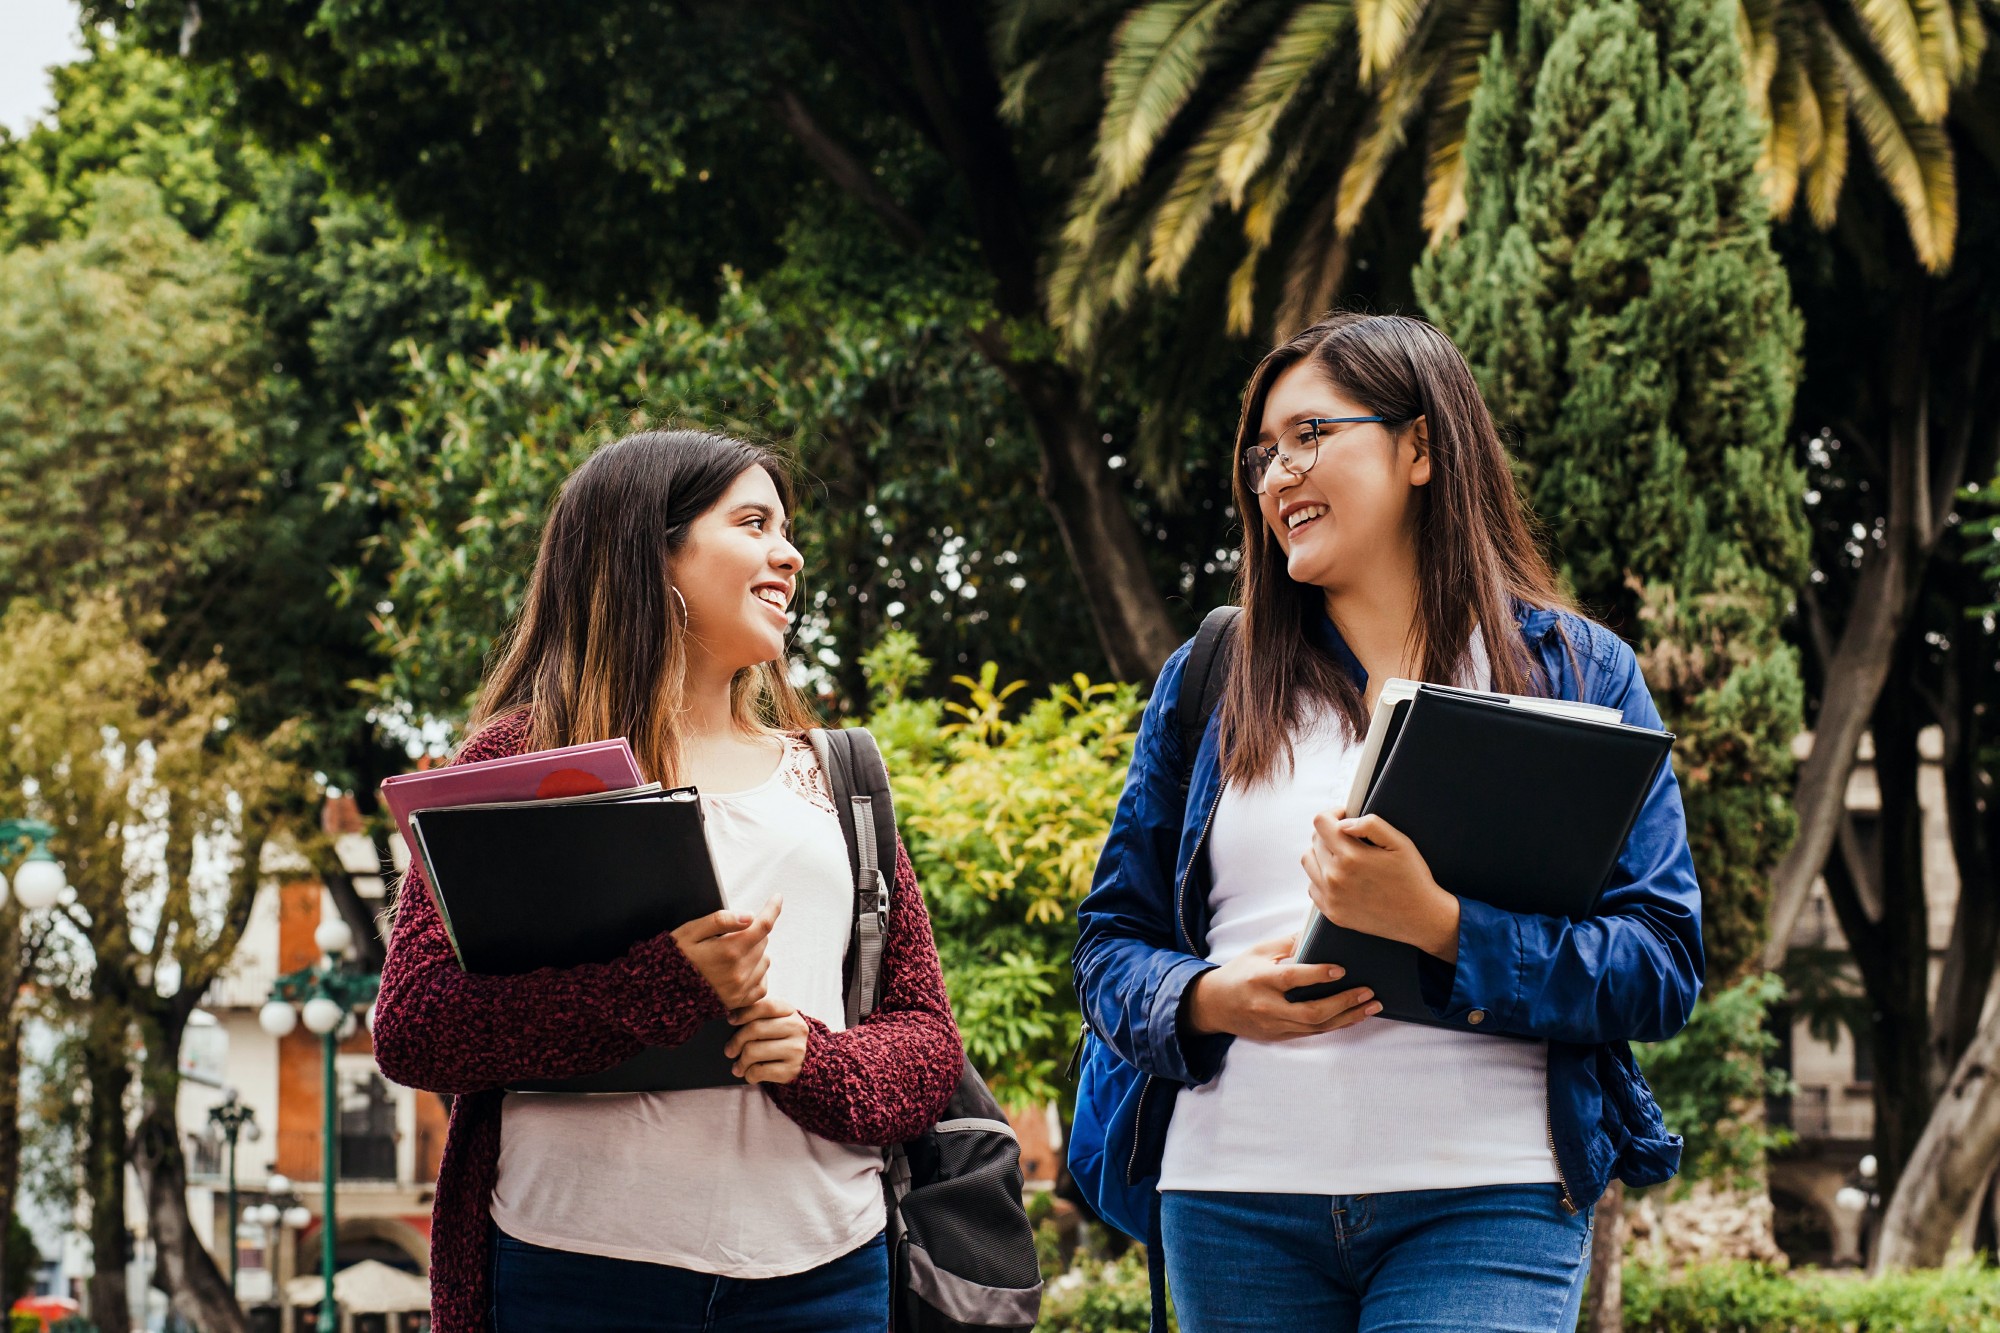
[
  {"x1": 259, "y1": 912, "x2": 379, "y2": 1333},
  {"x1": 206, "y1": 1088, "x2": 260, "y2": 1297},
  {"x1": 0, "y1": 819, "x2": 67, "y2": 910}
]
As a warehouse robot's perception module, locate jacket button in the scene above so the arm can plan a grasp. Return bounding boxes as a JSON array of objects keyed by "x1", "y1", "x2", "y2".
[{"x1": 1467, "y1": 1009, "x2": 1486, "y2": 1025}]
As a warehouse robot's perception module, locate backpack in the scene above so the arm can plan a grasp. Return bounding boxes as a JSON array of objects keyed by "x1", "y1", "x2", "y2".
[
  {"x1": 807, "y1": 727, "x2": 1046, "y2": 1333},
  {"x1": 1064, "y1": 607, "x2": 1240, "y2": 1325}
]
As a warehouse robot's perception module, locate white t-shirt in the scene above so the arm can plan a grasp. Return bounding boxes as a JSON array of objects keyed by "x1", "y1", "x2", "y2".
[
  {"x1": 1158, "y1": 636, "x2": 1559, "y2": 1195},
  {"x1": 490, "y1": 734, "x2": 885, "y2": 1276}
]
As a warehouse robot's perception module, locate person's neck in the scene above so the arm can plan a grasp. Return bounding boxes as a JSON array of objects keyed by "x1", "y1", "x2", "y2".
[
  {"x1": 1323, "y1": 562, "x2": 1423, "y2": 705},
  {"x1": 680, "y1": 652, "x2": 745, "y2": 750}
]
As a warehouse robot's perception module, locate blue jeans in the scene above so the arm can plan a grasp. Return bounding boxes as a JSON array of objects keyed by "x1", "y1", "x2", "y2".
[
  {"x1": 1161, "y1": 1185, "x2": 1593, "y2": 1332},
  {"x1": 490, "y1": 1228, "x2": 890, "y2": 1332}
]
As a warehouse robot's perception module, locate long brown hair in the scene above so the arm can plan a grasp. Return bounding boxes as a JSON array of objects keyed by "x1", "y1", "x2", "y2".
[
  {"x1": 1220, "y1": 312, "x2": 1574, "y2": 786},
  {"x1": 467, "y1": 429, "x2": 816, "y2": 783}
]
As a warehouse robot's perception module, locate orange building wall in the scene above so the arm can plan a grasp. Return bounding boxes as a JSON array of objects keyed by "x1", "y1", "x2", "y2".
[{"x1": 272, "y1": 877, "x2": 390, "y2": 1182}]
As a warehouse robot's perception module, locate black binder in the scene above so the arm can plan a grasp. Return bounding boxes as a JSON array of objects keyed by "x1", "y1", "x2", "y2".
[
  {"x1": 408, "y1": 788, "x2": 741, "y2": 1092},
  {"x1": 1288, "y1": 685, "x2": 1673, "y2": 1029}
]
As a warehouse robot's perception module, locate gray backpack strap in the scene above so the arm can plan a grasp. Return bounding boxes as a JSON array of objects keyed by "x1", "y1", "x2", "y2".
[{"x1": 806, "y1": 727, "x2": 898, "y2": 1026}]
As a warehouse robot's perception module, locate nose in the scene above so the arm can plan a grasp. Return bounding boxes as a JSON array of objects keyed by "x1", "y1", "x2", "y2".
[
  {"x1": 772, "y1": 538, "x2": 804, "y2": 575},
  {"x1": 1263, "y1": 456, "x2": 1303, "y2": 497}
]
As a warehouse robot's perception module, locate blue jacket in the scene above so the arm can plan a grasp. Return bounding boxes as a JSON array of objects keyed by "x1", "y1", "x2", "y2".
[{"x1": 1068, "y1": 604, "x2": 1702, "y2": 1242}]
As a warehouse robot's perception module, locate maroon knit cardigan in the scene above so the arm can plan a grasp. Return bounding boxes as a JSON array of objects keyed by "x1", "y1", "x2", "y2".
[{"x1": 371, "y1": 712, "x2": 964, "y2": 1333}]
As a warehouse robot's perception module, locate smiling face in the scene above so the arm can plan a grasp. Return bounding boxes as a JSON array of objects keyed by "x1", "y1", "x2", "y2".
[
  {"x1": 1252, "y1": 359, "x2": 1430, "y2": 595},
  {"x1": 673, "y1": 465, "x2": 803, "y2": 673}
]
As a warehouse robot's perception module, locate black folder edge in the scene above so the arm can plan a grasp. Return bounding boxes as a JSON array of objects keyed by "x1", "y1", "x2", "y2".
[
  {"x1": 404, "y1": 788, "x2": 740, "y2": 1093},
  {"x1": 1287, "y1": 686, "x2": 1674, "y2": 1029},
  {"x1": 406, "y1": 786, "x2": 694, "y2": 972}
]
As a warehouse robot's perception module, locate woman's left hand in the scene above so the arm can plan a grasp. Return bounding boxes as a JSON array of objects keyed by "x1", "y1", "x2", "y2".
[
  {"x1": 725, "y1": 997, "x2": 811, "y2": 1085},
  {"x1": 1303, "y1": 810, "x2": 1461, "y2": 963}
]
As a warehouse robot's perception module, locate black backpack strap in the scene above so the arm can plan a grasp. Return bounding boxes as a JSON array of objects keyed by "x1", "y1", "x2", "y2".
[
  {"x1": 1175, "y1": 606, "x2": 1241, "y2": 797},
  {"x1": 806, "y1": 727, "x2": 899, "y2": 1026}
]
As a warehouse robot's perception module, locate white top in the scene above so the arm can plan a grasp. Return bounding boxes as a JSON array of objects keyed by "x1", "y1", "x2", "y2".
[
  {"x1": 490, "y1": 735, "x2": 885, "y2": 1276},
  {"x1": 1158, "y1": 634, "x2": 1559, "y2": 1195}
]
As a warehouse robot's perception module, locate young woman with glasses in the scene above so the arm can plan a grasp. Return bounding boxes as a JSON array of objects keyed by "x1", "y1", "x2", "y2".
[
  {"x1": 1073, "y1": 313, "x2": 1702, "y2": 1331},
  {"x1": 372, "y1": 430, "x2": 963, "y2": 1333}
]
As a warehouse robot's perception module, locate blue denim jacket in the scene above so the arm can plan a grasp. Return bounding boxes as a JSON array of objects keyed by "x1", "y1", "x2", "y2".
[{"x1": 1068, "y1": 604, "x2": 1702, "y2": 1242}]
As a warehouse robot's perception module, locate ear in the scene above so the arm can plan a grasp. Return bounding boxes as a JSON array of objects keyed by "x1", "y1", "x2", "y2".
[{"x1": 1406, "y1": 416, "x2": 1432, "y2": 487}]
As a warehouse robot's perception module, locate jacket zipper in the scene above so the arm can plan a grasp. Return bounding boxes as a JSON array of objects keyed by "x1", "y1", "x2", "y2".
[
  {"x1": 1545, "y1": 1067, "x2": 1579, "y2": 1214},
  {"x1": 1127, "y1": 775, "x2": 1229, "y2": 1186}
]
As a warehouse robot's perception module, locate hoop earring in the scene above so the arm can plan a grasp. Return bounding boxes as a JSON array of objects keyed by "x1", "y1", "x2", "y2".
[{"x1": 671, "y1": 586, "x2": 688, "y2": 621}]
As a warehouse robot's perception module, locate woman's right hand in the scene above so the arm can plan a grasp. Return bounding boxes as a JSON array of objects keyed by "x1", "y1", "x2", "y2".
[
  {"x1": 671, "y1": 895, "x2": 782, "y2": 1011},
  {"x1": 1183, "y1": 933, "x2": 1381, "y2": 1041}
]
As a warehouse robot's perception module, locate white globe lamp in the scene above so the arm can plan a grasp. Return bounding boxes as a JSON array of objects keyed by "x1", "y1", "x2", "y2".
[
  {"x1": 283, "y1": 1206, "x2": 313, "y2": 1231},
  {"x1": 11, "y1": 855, "x2": 66, "y2": 911},
  {"x1": 314, "y1": 917, "x2": 355, "y2": 958},
  {"x1": 258, "y1": 1001, "x2": 299, "y2": 1039},
  {"x1": 267, "y1": 1173, "x2": 291, "y2": 1195},
  {"x1": 301, "y1": 997, "x2": 346, "y2": 1036}
]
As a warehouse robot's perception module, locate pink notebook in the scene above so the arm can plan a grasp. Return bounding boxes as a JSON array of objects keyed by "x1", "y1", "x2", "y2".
[{"x1": 379, "y1": 737, "x2": 647, "y2": 857}]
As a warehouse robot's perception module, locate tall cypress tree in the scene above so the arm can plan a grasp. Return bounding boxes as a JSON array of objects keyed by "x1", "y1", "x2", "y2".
[{"x1": 1417, "y1": 0, "x2": 1807, "y2": 984}]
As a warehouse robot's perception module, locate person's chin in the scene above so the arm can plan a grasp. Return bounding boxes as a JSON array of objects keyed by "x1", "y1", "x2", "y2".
[{"x1": 1285, "y1": 546, "x2": 1338, "y2": 589}]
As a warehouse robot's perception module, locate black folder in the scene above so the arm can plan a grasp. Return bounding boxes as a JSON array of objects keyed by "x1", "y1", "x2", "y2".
[
  {"x1": 1288, "y1": 686, "x2": 1673, "y2": 1029},
  {"x1": 408, "y1": 788, "x2": 741, "y2": 1093}
]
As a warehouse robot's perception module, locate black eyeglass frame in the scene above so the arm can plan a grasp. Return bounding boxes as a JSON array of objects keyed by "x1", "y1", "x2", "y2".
[{"x1": 1239, "y1": 416, "x2": 1395, "y2": 495}]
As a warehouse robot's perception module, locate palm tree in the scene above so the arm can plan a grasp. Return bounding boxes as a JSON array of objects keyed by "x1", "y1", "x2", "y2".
[{"x1": 1051, "y1": 0, "x2": 1987, "y2": 344}]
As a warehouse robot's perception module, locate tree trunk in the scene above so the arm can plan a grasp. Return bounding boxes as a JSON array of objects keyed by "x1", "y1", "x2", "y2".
[
  {"x1": 83, "y1": 1013, "x2": 132, "y2": 1333},
  {"x1": 1874, "y1": 1000, "x2": 2000, "y2": 1270},
  {"x1": 1867, "y1": 672, "x2": 1935, "y2": 1201},
  {"x1": 1584, "y1": 1180, "x2": 1624, "y2": 1333},
  {"x1": 133, "y1": 1101, "x2": 248, "y2": 1333},
  {"x1": 1929, "y1": 553, "x2": 1999, "y2": 1093},
  {"x1": 1760, "y1": 295, "x2": 1932, "y2": 970},
  {"x1": 982, "y1": 345, "x2": 1182, "y2": 681},
  {"x1": 772, "y1": 11, "x2": 1184, "y2": 684}
]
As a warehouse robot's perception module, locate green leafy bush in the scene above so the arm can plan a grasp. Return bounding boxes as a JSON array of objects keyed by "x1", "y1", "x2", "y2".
[
  {"x1": 1039, "y1": 1250, "x2": 1172, "y2": 1333},
  {"x1": 1622, "y1": 1260, "x2": 2000, "y2": 1332},
  {"x1": 862, "y1": 632, "x2": 1140, "y2": 1113},
  {"x1": 1637, "y1": 971, "x2": 1795, "y2": 1191}
]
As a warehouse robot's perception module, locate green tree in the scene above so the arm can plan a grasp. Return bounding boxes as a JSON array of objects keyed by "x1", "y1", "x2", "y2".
[
  {"x1": 0, "y1": 598, "x2": 303, "y2": 1333},
  {"x1": 99, "y1": 0, "x2": 1265, "y2": 680},
  {"x1": 339, "y1": 261, "x2": 1111, "y2": 734},
  {"x1": 0, "y1": 176, "x2": 264, "y2": 614},
  {"x1": 1055, "y1": 0, "x2": 1984, "y2": 344},
  {"x1": 0, "y1": 32, "x2": 505, "y2": 959}
]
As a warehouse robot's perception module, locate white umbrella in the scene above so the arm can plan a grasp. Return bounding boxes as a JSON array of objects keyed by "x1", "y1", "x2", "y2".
[{"x1": 285, "y1": 1259, "x2": 431, "y2": 1314}]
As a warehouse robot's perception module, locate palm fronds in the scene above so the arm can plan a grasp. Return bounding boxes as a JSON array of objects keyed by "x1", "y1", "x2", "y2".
[{"x1": 1051, "y1": 0, "x2": 1991, "y2": 346}]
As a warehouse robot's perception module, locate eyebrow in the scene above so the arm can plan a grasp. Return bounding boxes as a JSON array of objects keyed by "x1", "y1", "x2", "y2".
[{"x1": 733, "y1": 501, "x2": 790, "y2": 534}]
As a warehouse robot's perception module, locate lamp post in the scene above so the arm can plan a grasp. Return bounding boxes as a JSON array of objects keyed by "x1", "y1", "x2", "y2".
[
  {"x1": 205, "y1": 1089, "x2": 260, "y2": 1297},
  {"x1": 258, "y1": 915, "x2": 379, "y2": 1333},
  {"x1": 248, "y1": 1174, "x2": 314, "y2": 1331},
  {"x1": 0, "y1": 819, "x2": 68, "y2": 911}
]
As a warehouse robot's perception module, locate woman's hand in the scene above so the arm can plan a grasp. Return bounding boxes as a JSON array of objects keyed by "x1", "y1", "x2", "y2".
[
  {"x1": 670, "y1": 895, "x2": 781, "y2": 1010},
  {"x1": 1184, "y1": 934, "x2": 1380, "y2": 1041},
  {"x1": 725, "y1": 997, "x2": 810, "y2": 1085},
  {"x1": 1303, "y1": 811, "x2": 1460, "y2": 962}
]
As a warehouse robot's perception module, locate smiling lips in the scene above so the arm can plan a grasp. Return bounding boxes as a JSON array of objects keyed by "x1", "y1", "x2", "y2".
[
  {"x1": 751, "y1": 584, "x2": 791, "y2": 615},
  {"x1": 1284, "y1": 503, "x2": 1329, "y2": 534}
]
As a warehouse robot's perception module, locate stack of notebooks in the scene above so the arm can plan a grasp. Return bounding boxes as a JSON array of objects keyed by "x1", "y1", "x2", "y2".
[
  {"x1": 1288, "y1": 680, "x2": 1674, "y2": 1030},
  {"x1": 381, "y1": 739, "x2": 741, "y2": 1092}
]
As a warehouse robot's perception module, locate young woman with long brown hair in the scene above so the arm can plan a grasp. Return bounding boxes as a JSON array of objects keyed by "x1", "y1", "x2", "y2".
[
  {"x1": 371, "y1": 430, "x2": 962, "y2": 1333},
  {"x1": 1071, "y1": 314, "x2": 1702, "y2": 1331}
]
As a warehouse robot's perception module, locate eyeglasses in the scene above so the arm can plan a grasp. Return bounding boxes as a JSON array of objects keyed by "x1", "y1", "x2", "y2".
[{"x1": 1240, "y1": 417, "x2": 1390, "y2": 495}]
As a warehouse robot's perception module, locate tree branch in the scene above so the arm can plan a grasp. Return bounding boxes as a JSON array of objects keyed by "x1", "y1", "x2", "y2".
[{"x1": 773, "y1": 90, "x2": 926, "y2": 250}]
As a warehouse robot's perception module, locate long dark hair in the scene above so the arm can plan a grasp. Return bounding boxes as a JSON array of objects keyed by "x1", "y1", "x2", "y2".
[
  {"x1": 1220, "y1": 312, "x2": 1574, "y2": 786},
  {"x1": 468, "y1": 429, "x2": 816, "y2": 783}
]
